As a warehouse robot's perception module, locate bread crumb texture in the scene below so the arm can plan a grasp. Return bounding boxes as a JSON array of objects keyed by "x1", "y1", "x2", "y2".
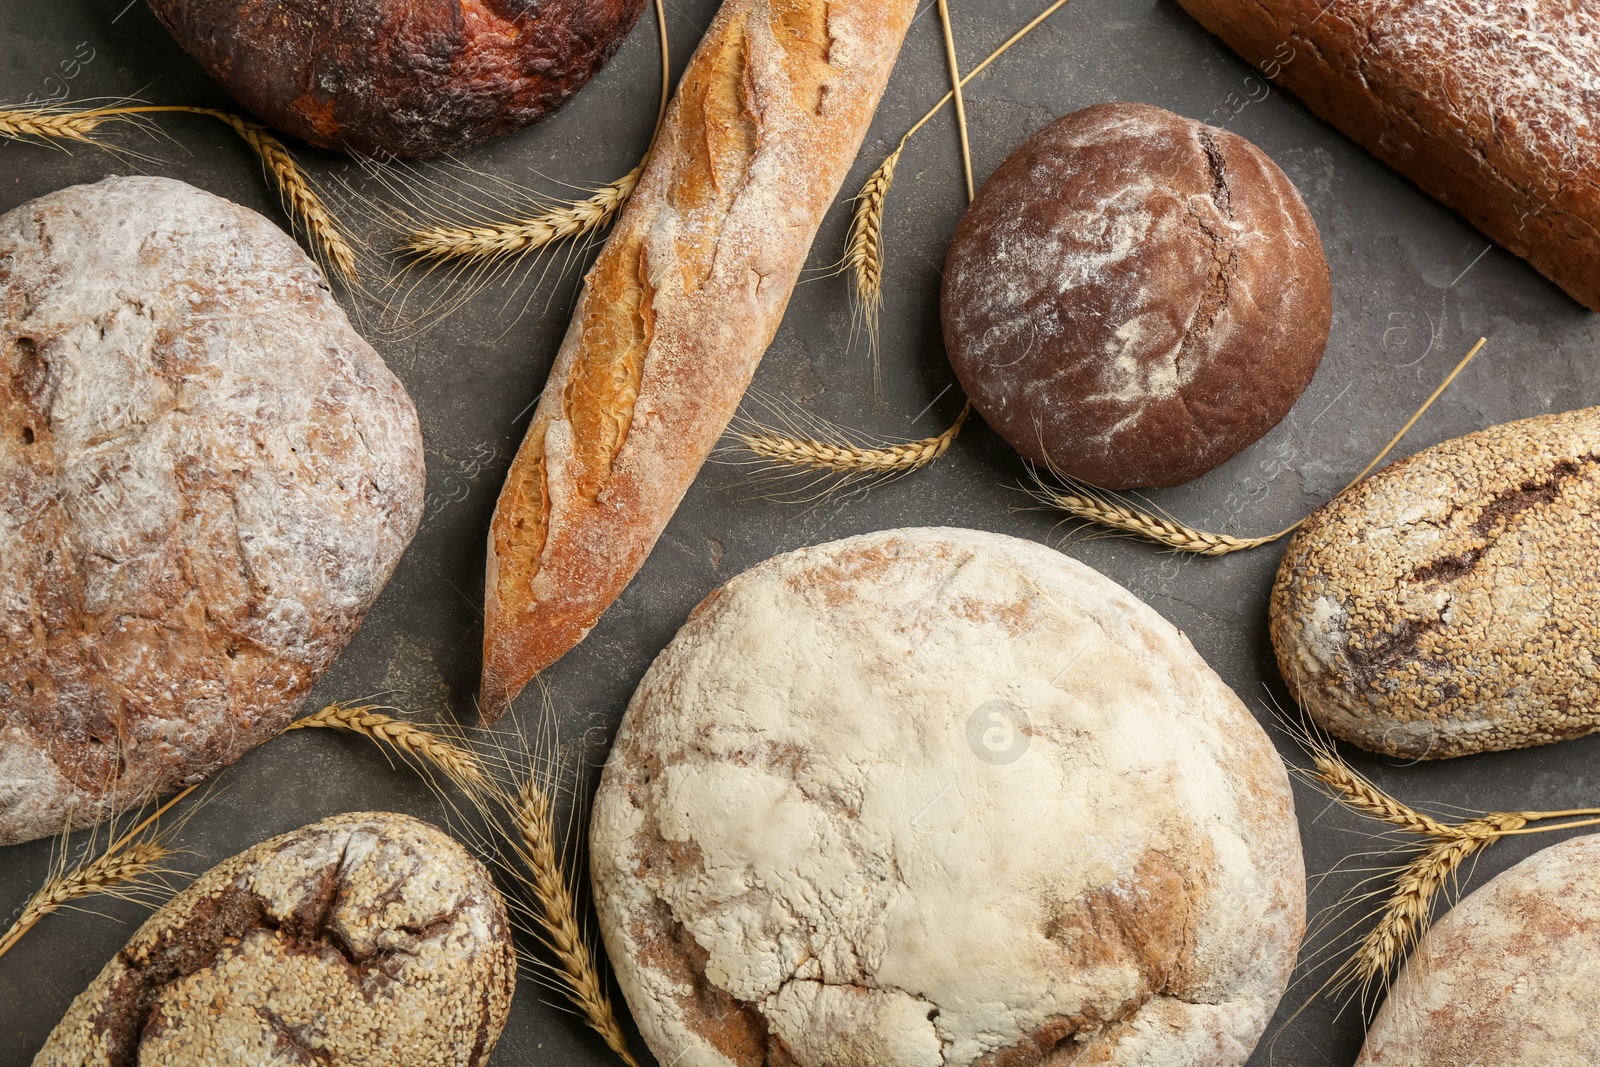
[
  {"x1": 33, "y1": 811, "x2": 516, "y2": 1067},
  {"x1": 591, "y1": 527, "x2": 1305, "y2": 1067},
  {"x1": 1270, "y1": 408, "x2": 1600, "y2": 759},
  {"x1": 0, "y1": 177, "x2": 426, "y2": 845},
  {"x1": 1356, "y1": 832, "x2": 1600, "y2": 1065}
]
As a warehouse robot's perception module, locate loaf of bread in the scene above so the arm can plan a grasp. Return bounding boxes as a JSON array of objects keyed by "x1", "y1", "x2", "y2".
[
  {"x1": 34, "y1": 812, "x2": 516, "y2": 1067},
  {"x1": 147, "y1": 0, "x2": 649, "y2": 157},
  {"x1": 942, "y1": 101, "x2": 1331, "y2": 489},
  {"x1": 1270, "y1": 407, "x2": 1600, "y2": 759},
  {"x1": 1356, "y1": 832, "x2": 1600, "y2": 1065},
  {"x1": 1177, "y1": 0, "x2": 1600, "y2": 310},
  {"x1": 0, "y1": 177, "x2": 426, "y2": 846},
  {"x1": 591, "y1": 528, "x2": 1305, "y2": 1067},
  {"x1": 480, "y1": 0, "x2": 920, "y2": 720}
]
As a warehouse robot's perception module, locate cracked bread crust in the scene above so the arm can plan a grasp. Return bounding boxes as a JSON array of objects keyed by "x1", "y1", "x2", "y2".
[
  {"x1": 591, "y1": 528, "x2": 1305, "y2": 1067},
  {"x1": 33, "y1": 811, "x2": 516, "y2": 1067},
  {"x1": 147, "y1": 0, "x2": 649, "y2": 157},
  {"x1": 940, "y1": 102, "x2": 1331, "y2": 490},
  {"x1": 1177, "y1": 0, "x2": 1600, "y2": 311},
  {"x1": 0, "y1": 177, "x2": 426, "y2": 845},
  {"x1": 479, "y1": 0, "x2": 921, "y2": 720},
  {"x1": 1271, "y1": 408, "x2": 1600, "y2": 759},
  {"x1": 1356, "y1": 832, "x2": 1600, "y2": 1065}
]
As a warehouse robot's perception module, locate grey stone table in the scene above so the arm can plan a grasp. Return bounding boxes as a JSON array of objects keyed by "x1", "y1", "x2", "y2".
[{"x1": 2, "y1": 1, "x2": 1597, "y2": 1064}]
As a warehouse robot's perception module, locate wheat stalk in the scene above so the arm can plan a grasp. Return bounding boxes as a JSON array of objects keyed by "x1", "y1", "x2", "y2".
[
  {"x1": 0, "y1": 106, "x2": 114, "y2": 143},
  {"x1": 282, "y1": 703, "x2": 486, "y2": 794},
  {"x1": 509, "y1": 776, "x2": 641, "y2": 1067},
  {"x1": 1032, "y1": 338, "x2": 1491, "y2": 557},
  {"x1": 844, "y1": 146, "x2": 899, "y2": 384},
  {"x1": 0, "y1": 840, "x2": 174, "y2": 960},
  {"x1": 1308, "y1": 752, "x2": 1453, "y2": 838},
  {"x1": 739, "y1": 400, "x2": 969, "y2": 476},
  {"x1": 0, "y1": 103, "x2": 356, "y2": 282},
  {"x1": 1032, "y1": 474, "x2": 1280, "y2": 557},
  {"x1": 186, "y1": 108, "x2": 357, "y2": 282},
  {"x1": 403, "y1": 165, "x2": 641, "y2": 264},
  {"x1": 1, "y1": 842, "x2": 170, "y2": 959}
]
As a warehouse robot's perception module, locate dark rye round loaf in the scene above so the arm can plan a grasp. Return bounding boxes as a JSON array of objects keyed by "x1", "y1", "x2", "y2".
[
  {"x1": 146, "y1": 0, "x2": 649, "y2": 157},
  {"x1": 33, "y1": 812, "x2": 516, "y2": 1067},
  {"x1": 0, "y1": 177, "x2": 425, "y2": 846},
  {"x1": 941, "y1": 101, "x2": 1331, "y2": 489}
]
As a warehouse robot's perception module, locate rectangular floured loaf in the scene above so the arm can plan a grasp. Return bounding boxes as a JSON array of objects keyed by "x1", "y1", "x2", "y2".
[{"x1": 1178, "y1": 0, "x2": 1600, "y2": 310}]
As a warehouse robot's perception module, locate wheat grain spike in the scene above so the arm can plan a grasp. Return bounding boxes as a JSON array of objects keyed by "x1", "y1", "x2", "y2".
[
  {"x1": 1308, "y1": 753, "x2": 1454, "y2": 839},
  {"x1": 844, "y1": 145, "x2": 901, "y2": 377},
  {"x1": 0, "y1": 106, "x2": 110, "y2": 143},
  {"x1": 283, "y1": 703, "x2": 486, "y2": 794},
  {"x1": 510, "y1": 777, "x2": 641, "y2": 1067},
  {"x1": 403, "y1": 165, "x2": 641, "y2": 264},
  {"x1": 738, "y1": 400, "x2": 969, "y2": 477},
  {"x1": 1031, "y1": 474, "x2": 1279, "y2": 556},
  {"x1": 0, "y1": 834, "x2": 179, "y2": 960},
  {"x1": 188, "y1": 108, "x2": 357, "y2": 282},
  {"x1": 1335, "y1": 812, "x2": 1526, "y2": 1000}
]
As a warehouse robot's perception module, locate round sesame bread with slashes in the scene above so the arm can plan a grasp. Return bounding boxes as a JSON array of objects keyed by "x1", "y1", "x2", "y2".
[
  {"x1": 1271, "y1": 407, "x2": 1600, "y2": 759},
  {"x1": 33, "y1": 811, "x2": 516, "y2": 1067},
  {"x1": 591, "y1": 527, "x2": 1305, "y2": 1067}
]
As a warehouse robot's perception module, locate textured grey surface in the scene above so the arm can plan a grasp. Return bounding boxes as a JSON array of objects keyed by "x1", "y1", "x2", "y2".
[{"x1": 2, "y1": 1, "x2": 1598, "y2": 1065}]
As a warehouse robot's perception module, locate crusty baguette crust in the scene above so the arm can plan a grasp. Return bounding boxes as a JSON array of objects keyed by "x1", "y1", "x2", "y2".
[
  {"x1": 1177, "y1": 0, "x2": 1600, "y2": 310},
  {"x1": 481, "y1": 0, "x2": 919, "y2": 720}
]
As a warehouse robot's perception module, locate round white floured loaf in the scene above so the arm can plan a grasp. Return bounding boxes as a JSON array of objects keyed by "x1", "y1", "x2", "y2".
[
  {"x1": 590, "y1": 527, "x2": 1305, "y2": 1067},
  {"x1": 1356, "y1": 832, "x2": 1600, "y2": 1065}
]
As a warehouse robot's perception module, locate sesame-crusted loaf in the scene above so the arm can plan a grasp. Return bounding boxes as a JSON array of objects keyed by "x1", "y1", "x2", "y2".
[
  {"x1": 33, "y1": 812, "x2": 516, "y2": 1067},
  {"x1": 1176, "y1": 0, "x2": 1600, "y2": 310},
  {"x1": 1356, "y1": 832, "x2": 1600, "y2": 1065},
  {"x1": 591, "y1": 527, "x2": 1305, "y2": 1067},
  {"x1": 1271, "y1": 407, "x2": 1600, "y2": 759},
  {"x1": 0, "y1": 176, "x2": 426, "y2": 845}
]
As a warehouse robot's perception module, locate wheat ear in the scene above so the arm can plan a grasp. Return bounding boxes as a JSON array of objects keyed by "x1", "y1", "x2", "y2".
[
  {"x1": 509, "y1": 776, "x2": 641, "y2": 1067},
  {"x1": 846, "y1": 0, "x2": 1075, "y2": 358},
  {"x1": 739, "y1": 400, "x2": 970, "y2": 476},
  {"x1": 844, "y1": 145, "x2": 899, "y2": 386},
  {"x1": 0, "y1": 840, "x2": 174, "y2": 960},
  {"x1": 0, "y1": 106, "x2": 116, "y2": 143},
  {"x1": 403, "y1": 166, "x2": 641, "y2": 264},
  {"x1": 283, "y1": 703, "x2": 486, "y2": 794},
  {"x1": 1033, "y1": 337, "x2": 1490, "y2": 556},
  {"x1": 0, "y1": 103, "x2": 356, "y2": 281},
  {"x1": 184, "y1": 108, "x2": 357, "y2": 282},
  {"x1": 1032, "y1": 475, "x2": 1280, "y2": 557},
  {"x1": 398, "y1": 0, "x2": 669, "y2": 268}
]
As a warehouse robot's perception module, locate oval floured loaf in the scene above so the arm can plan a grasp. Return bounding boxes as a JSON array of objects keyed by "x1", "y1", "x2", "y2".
[
  {"x1": 591, "y1": 527, "x2": 1305, "y2": 1067},
  {"x1": 0, "y1": 176, "x2": 426, "y2": 845},
  {"x1": 1356, "y1": 832, "x2": 1600, "y2": 1065},
  {"x1": 1270, "y1": 407, "x2": 1600, "y2": 759},
  {"x1": 33, "y1": 811, "x2": 516, "y2": 1067}
]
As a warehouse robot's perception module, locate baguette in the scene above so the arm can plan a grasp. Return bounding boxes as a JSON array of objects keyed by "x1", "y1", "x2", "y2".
[
  {"x1": 1177, "y1": 0, "x2": 1600, "y2": 310},
  {"x1": 481, "y1": 0, "x2": 920, "y2": 720}
]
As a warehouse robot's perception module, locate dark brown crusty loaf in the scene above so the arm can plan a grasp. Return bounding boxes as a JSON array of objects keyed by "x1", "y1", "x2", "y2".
[
  {"x1": 146, "y1": 0, "x2": 648, "y2": 157},
  {"x1": 33, "y1": 812, "x2": 516, "y2": 1067},
  {"x1": 941, "y1": 102, "x2": 1331, "y2": 489},
  {"x1": 0, "y1": 177, "x2": 425, "y2": 846},
  {"x1": 480, "y1": 0, "x2": 921, "y2": 720},
  {"x1": 1177, "y1": 0, "x2": 1600, "y2": 310},
  {"x1": 1270, "y1": 407, "x2": 1600, "y2": 759}
]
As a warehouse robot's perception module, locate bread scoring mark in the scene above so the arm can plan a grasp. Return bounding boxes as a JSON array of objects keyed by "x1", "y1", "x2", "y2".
[
  {"x1": 1271, "y1": 410, "x2": 1600, "y2": 759},
  {"x1": 46, "y1": 815, "x2": 514, "y2": 1067}
]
